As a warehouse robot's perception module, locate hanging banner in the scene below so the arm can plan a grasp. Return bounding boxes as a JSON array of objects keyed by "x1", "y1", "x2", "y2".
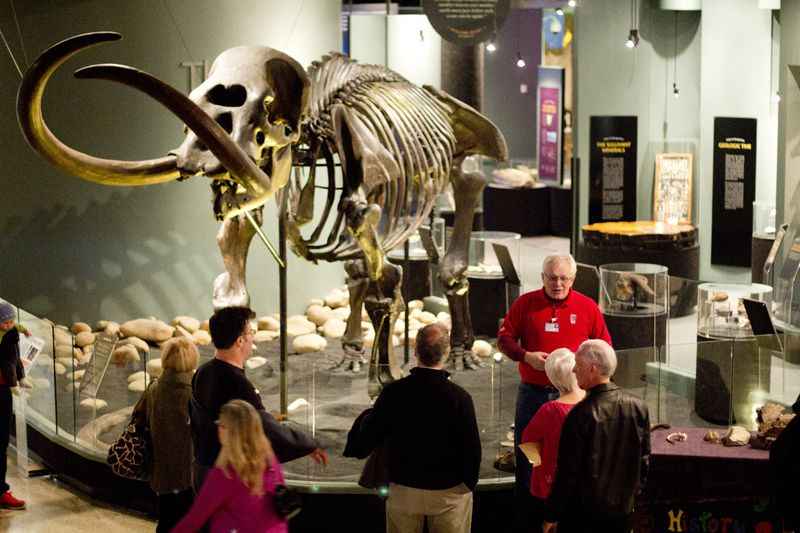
[
  {"x1": 537, "y1": 66, "x2": 565, "y2": 184},
  {"x1": 589, "y1": 116, "x2": 638, "y2": 223},
  {"x1": 712, "y1": 117, "x2": 757, "y2": 267},
  {"x1": 422, "y1": 0, "x2": 511, "y2": 45}
]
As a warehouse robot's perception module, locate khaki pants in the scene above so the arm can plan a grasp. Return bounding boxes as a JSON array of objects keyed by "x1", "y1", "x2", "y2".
[{"x1": 386, "y1": 483, "x2": 473, "y2": 533}]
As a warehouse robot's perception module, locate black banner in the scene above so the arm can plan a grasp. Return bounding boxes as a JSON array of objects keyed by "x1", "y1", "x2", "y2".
[
  {"x1": 423, "y1": 0, "x2": 510, "y2": 45},
  {"x1": 589, "y1": 116, "x2": 637, "y2": 223},
  {"x1": 712, "y1": 117, "x2": 757, "y2": 267}
]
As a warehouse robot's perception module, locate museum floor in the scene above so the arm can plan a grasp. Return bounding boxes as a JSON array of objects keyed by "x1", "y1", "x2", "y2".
[{"x1": 3, "y1": 234, "x2": 798, "y2": 531}]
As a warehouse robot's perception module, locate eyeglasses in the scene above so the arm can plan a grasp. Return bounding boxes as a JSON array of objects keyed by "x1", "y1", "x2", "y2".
[{"x1": 542, "y1": 273, "x2": 574, "y2": 283}]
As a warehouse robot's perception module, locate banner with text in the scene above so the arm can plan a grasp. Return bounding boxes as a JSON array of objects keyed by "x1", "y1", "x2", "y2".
[
  {"x1": 589, "y1": 116, "x2": 637, "y2": 223},
  {"x1": 537, "y1": 66, "x2": 565, "y2": 184}
]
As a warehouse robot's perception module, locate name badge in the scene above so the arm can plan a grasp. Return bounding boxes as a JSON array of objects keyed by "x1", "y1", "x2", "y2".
[{"x1": 545, "y1": 322, "x2": 559, "y2": 333}]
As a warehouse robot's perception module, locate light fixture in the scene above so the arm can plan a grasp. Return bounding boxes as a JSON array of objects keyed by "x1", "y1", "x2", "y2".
[
  {"x1": 516, "y1": 53, "x2": 526, "y2": 68},
  {"x1": 625, "y1": 29, "x2": 639, "y2": 49},
  {"x1": 486, "y1": 39, "x2": 497, "y2": 53},
  {"x1": 625, "y1": 0, "x2": 639, "y2": 49},
  {"x1": 555, "y1": 7, "x2": 564, "y2": 16},
  {"x1": 673, "y1": 82, "x2": 680, "y2": 99},
  {"x1": 568, "y1": 0, "x2": 576, "y2": 6},
  {"x1": 773, "y1": 92, "x2": 781, "y2": 104},
  {"x1": 672, "y1": 12, "x2": 679, "y2": 98}
]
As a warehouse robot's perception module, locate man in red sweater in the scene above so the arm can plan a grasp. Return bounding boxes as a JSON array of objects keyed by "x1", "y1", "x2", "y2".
[{"x1": 497, "y1": 254, "x2": 611, "y2": 533}]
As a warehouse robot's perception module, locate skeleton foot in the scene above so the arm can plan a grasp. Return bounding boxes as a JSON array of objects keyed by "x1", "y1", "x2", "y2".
[{"x1": 331, "y1": 343, "x2": 367, "y2": 374}]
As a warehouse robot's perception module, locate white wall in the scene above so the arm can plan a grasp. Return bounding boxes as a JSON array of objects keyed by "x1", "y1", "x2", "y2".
[
  {"x1": 698, "y1": 0, "x2": 776, "y2": 281},
  {"x1": 0, "y1": 0, "x2": 343, "y2": 323}
]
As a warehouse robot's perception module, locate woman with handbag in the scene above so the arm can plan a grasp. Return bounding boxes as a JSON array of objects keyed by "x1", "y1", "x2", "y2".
[
  {"x1": 172, "y1": 399, "x2": 289, "y2": 533},
  {"x1": 146, "y1": 337, "x2": 199, "y2": 532}
]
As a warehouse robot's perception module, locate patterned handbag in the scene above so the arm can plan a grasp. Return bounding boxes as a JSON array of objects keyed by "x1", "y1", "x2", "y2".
[{"x1": 107, "y1": 391, "x2": 152, "y2": 481}]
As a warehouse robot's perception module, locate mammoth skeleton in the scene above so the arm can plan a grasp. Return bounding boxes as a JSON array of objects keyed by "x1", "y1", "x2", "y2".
[{"x1": 18, "y1": 32, "x2": 507, "y2": 391}]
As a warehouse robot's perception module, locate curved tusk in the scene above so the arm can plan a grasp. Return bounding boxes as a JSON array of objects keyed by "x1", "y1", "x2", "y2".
[
  {"x1": 74, "y1": 63, "x2": 274, "y2": 200},
  {"x1": 17, "y1": 31, "x2": 179, "y2": 186}
]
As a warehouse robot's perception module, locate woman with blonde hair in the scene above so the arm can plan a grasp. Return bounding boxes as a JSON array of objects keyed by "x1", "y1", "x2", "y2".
[
  {"x1": 145, "y1": 336, "x2": 199, "y2": 532},
  {"x1": 172, "y1": 399, "x2": 288, "y2": 533},
  {"x1": 520, "y1": 348, "x2": 585, "y2": 531}
]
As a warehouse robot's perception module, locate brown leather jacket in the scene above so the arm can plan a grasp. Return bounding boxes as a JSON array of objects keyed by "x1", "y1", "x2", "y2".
[
  {"x1": 146, "y1": 368, "x2": 193, "y2": 494},
  {"x1": 545, "y1": 382, "x2": 650, "y2": 521}
]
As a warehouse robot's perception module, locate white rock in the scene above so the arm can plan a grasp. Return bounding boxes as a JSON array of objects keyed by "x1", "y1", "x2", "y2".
[
  {"x1": 362, "y1": 308, "x2": 369, "y2": 320},
  {"x1": 193, "y1": 330, "x2": 212, "y2": 345},
  {"x1": 308, "y1": 298, "x2": 324, "y2": 307},
  {"x1": 324, "y1": 288, "x2": 348, "y2": 309},
  {"x1": 104, "y1": 321, "x2": 120, "y2": 337},
  {"x1": 293, "y1": 333, "x2": 327, "y2": 353},
  {"x1": 112, "y1": 344, "x2": 141, "y2": 364},
  {"x1": 71, "y1": 322, "x2": 91, "y2": 334},
  {"x1": 416, "y1": 311, "x2": 437, "y2": 325},
  {"x1": 200, "y1": 320, "x2": 210, "y2": 332},
  {"x1": 120, "y1": 319, "x2": 174, "y2": 343},
  {"x1": 322, "y1": 318, "x2": 347, "y2": 339},
  {"x1": 54, "y1": 326, "x2": 72, "y2": 346},
  {"x1": 55, "y1": 344, "x2": 74, "y2": 359},
  {"x1": 363, "y1": 329, "x2": 376, "y2": 348},
  {"x1": 436, "y1": 312, "x2": 452, "y2": 331},
  {"x1": 95, "y1": 320, "x2": 110, "y2": 331},
  {"x1": 56, "y1": 357, "x2": 73, "y2": 369},
  {"x1": 66, "y1": 369, "x2": 86, "y2": 381},
  {"x1": 73, "y1": 347, "x2": 83, "y2": 360},
  {"x1": 127, "y1": 371, "x2": 148, "y2": 383},
  {"x1": 258, "y1": 316, "x2": 280, "y2": 332},
  {"x1": 128, "y1": 378, "x2": 148, "y2": 392},
  {"x1": 287, "y1": 316, "x2": 316, "y2": 337},
  {"x1": 472, "y1": 340, "x2": 493, "y2": 358},
  {"x1": 254, "y1": 330, "x2": 278, "y2": 343},
  {"x1": 119, "y1": 336, "x2": 150, "y2": 353},
  {"x1": 36, "y1": 355, "x2": 53, "y2": 368},
  {"x1": 172, "y1": 315, "x2": 200, "y2": 333},
  {"x1": 147, "y1": 358, "x2": 163, "y2": 378},
  {"x1": 306, "y1": 305, "x2": 334, "y2": 326},
  {"x1": 74, "y1": 332, "x2": 95, "y2": 347},
  {"x1": 80, "y1": 398, "x2": 108, "y2": 411},
  {"x1": 173, "y1": 324, "x2": 193, "y2": 339},
  {"x1": 361, "y1": 321, "x2": 373, "y2": 332},
  {"x1": 83, "y1": 344, "x2": 94, "y2": 356},
  {"x1": 332, "y1": 306, "x2": 351, "y2": 320},
  {"x1": 246, "y1": 356, "x2": 268, "y2": 370},
  {"x1": 31, "y1": 378, "x2": 50, "y2": 389},
  {"x1": 408, "y1": 300, "x2": 424, "y2": 312},
  {"x1": 54, "y1": 362, "x2": 66, "y2": 375}
]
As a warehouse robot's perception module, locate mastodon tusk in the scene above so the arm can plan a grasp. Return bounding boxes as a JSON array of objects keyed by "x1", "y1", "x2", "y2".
[
  {"x1": 73, "y1": 63, "x2": 274, "y2": 201},
  {"x1": 17, "y1": 31, "x2": 179, "y2": 186}
]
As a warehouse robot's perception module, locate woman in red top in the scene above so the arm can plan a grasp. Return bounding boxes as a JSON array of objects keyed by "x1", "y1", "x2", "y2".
[
  {"x1": 172, "y1": 400, "x2": 288, "y2": 533},
  {"x1": 520, "y1": 348, "x2": 585, "y2": 530}
]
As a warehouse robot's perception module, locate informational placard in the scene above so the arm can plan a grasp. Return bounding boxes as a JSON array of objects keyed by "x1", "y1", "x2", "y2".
[
  {"x1": 653, "y1": 153, "x2": 693, "y2": 224},
  {"x1": 18, "y1": 335, "x2": 44, "y2": 370},
  {"x1": 537, "y1": 66, "x2": 565, "y2": 184},
  {"x1": 80, "y1": 332, "x2": 117, "y2": 397},
  {"x1": 422, "y1": 0, "x2": 510, "y2": 45},
  {"x1": 712, "y1": 117, "x2": 757, "y2": 267},
  {"x1": 589, "y1": 116, "x2": 637, "y2": 223}
]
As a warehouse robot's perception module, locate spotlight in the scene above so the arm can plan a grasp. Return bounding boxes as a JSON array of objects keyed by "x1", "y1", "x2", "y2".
[
  {"x1": 568, "y1": 0, "x2": 576, "y2": 6},
  {"x1": 625, "y1": 29, "x2": 639, "y2": 49},
  {"x1": 673, "y1": 83, "x2": 680, "y2": 99},
  {"x1": 486, "y1": 40, "x2": 497, "y2": 53},
  {"x1": 516, "y1": 53, "x2": 526, "y2": 68},
  {"x1": 555, "y1": 7, "x2": 564, "y2": 16},
  {"x1": 773, "y1": 92, "x2": 782, "y2": 104}
]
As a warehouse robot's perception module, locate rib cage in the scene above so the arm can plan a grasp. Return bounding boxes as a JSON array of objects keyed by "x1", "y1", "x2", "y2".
[{"x1": 284, "y1": 53, "x2": 458, "y2": 263}]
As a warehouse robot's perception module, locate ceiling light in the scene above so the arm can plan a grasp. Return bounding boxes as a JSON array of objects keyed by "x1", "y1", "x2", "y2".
[
  {"x1": 516, "y1": 53, "x2": 526, "y2": 68},
  {"x1": 555, "y1": 7, "x2": 564, "y2": 16},
  {"x1": 486, "y1": 40, "x2": 497, "y2": 53},
  {"x1": 625, "y1": 29, "x2": 639, "y2": 49},
  {"x1": 568, "y1": 0, "x2": 576, "y2": 6},
  {"x1": 673, "y1": 82, "x2": 680, "y2": 99}
]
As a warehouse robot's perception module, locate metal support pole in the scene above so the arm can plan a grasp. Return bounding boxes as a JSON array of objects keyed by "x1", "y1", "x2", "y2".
[
  {"x1": 279, "y1": 204, "x2": 289, "y2": 418},
  {"x1": 404, "y1": 239, "x2": 410, "y2": 366}
]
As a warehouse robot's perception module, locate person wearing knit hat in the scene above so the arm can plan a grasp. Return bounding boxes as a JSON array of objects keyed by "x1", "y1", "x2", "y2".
[{"x1": 0, "y1": 300, "x2": 28, "y2": 510}]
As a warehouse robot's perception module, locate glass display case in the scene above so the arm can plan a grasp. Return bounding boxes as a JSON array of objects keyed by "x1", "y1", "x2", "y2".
[
  {"x1": 467, "y1": 231, "x2": 521, "y2": 279},
  {"x1": 599, "y1": 263, "x2": 669, "y2": 317},
  {"x1": 752, "y1": 201, "x2": 777, "y2": 238},
  {"x1": 697, "y1": 282, "x2": 772, "y2": 339}
]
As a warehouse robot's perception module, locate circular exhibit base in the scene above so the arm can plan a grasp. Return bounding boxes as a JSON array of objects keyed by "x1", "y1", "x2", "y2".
[{"x1": 603, "y1": 310, "x2": 667, "y2": 352}]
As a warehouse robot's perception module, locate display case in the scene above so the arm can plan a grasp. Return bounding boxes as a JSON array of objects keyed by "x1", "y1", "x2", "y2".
[
  {"x1": 467, "y1": 231, "x2": 521, "y2": 279},
  {"x1": 697, "y1": 282, "x2": 772, "y2": 339},
  {"x1": 752, "y1": 201, "x2": 777, "y2": 238},
  {"x1": 598, "y1": 263, "x2": 669, "y2": 352}
]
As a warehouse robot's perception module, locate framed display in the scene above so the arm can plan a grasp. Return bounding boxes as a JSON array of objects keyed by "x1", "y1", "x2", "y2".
[
  {"x1": 588, "y1": 116, "x2": 638, "y2": 223},
  {"x1": 653, "y1": 153, "x2": 693, "y2": 224}
]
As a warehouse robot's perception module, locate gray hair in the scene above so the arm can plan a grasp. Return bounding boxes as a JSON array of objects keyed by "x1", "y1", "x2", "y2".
[
  {"x1": 542, "y1": 254, "x2": 577, "y2": 277},
  {"x1": 416, "y1": 323, "x2": 450, "y2": 366},
  {"x1": 545, "y1": 348, "x2": 580, "y2": 394},
  {"x1": 577, "y1": 339, "x2": 617, "y2": 378}
]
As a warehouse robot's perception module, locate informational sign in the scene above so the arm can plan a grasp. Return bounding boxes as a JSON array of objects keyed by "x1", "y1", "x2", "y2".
[
  {"x1": 537, "y1": 66, "x2": 565, "y2": 184},
  {"x1": 18, "y1": 335, "x2": 44, "y2": 370},
  {"x1": 80, "y1": 332, "x2": 117, "y2": 397},
  {"x1": 589, "y1": 116, "x2": 637, "y2": 223},
  {"x1": 712, "y1": 117, "x2": 757, "y2": 267},
  {"x1": 422, "y1": 0, "x2": 510, "y2": 45},
  {"x1": 653, "y1": 153, "x2": 693, "y2": 224}
]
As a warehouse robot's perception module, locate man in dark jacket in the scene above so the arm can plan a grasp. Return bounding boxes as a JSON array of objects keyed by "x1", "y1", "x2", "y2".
[
  {"x1": 544, "y1": 339, "x2": 650, "y2": 533},
  {"x1": 189, "y1": 306, "x2": 327, "y2": 490},
  {"x1": 353, "y1": 323, "x2": 481, "y2": 533}
]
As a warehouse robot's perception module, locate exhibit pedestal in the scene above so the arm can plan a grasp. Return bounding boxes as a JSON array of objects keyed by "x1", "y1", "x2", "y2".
[
  {"x1": 467, "y1": 275, "x2": 520, "y2": 337},
  {"x1": 604, "y1": 311, "x2": 667, "y2": 352},
  {"x1": 750, "y1": 234, "x2": 775, "y2": 284}
]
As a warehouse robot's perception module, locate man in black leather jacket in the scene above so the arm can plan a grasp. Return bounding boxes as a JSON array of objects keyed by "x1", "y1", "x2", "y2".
[{"x1": 543, "y1": 339, "x2": 650, "y2": 533}]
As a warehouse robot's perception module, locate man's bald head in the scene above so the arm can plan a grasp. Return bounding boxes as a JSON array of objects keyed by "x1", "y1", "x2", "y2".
[{"x1": 415, "y1": 323, "x2": 450, "y2": 367}]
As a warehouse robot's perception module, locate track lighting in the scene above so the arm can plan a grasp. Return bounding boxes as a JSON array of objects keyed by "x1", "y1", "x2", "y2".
[
  {"x1": 673, "y1": 82, "x2": 680, "y2": 99},
  {"x1": 516, "y1": 53, "x2": 526, "y2": 68},
  {"x1": 625, "y1": 29, "x2": 639, "y2": 49}
]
